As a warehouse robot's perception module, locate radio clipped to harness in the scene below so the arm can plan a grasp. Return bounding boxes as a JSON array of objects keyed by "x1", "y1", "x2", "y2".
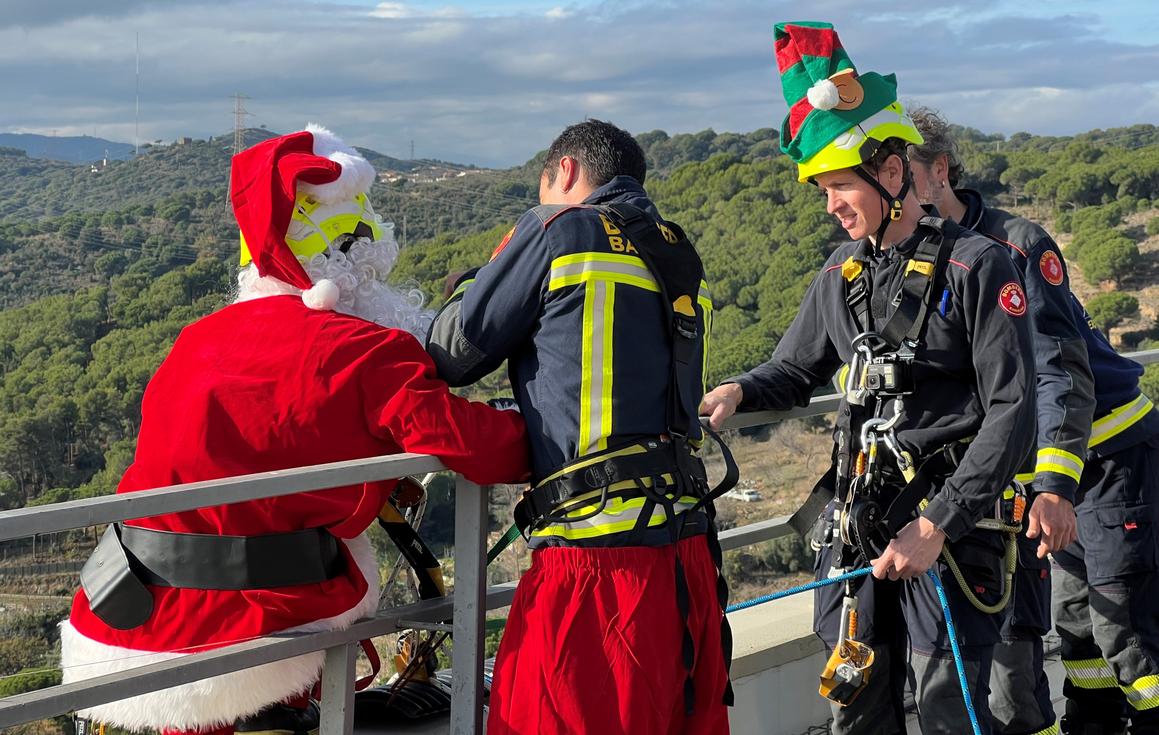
[{"x1": 819, "y1": 594, "x2": 875, "y2": 706}]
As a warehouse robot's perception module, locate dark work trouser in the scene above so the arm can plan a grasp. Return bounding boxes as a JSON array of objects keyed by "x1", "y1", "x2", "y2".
[
  {"x1": 814, "y1": 541, "x2": 1003, "y2": 735},
  {"x1": 989, "y1": 530, "x2": 1058, "y2": 734},
  {"x1": 1054, "y1": 437, "x2": 1159, "y2": 733}
]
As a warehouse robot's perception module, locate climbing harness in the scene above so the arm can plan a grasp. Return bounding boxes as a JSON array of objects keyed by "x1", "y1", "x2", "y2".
[{"x1": 781, "y1": 217, "x2": 1022, "y2": 716}]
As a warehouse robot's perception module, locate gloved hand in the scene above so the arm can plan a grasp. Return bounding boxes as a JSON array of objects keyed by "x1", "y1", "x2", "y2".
[{"x1": 487, "y1": 397, "x2": 521, "y2": 413}]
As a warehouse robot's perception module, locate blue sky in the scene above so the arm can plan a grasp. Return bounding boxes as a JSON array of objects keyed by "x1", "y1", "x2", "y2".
[{"x1": 1, "y1": 1, "x2": 1157, "y2": 167}]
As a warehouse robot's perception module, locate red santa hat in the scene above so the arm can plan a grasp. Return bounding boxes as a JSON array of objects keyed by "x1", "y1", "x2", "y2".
[{"x1": 230, "y1": 124, "x2": 376, "y2": 310}]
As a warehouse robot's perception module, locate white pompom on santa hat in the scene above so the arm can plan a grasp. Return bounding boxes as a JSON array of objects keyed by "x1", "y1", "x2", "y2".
[{"x1": 230, "y1": 124, "x2": 376, "y2": 310}]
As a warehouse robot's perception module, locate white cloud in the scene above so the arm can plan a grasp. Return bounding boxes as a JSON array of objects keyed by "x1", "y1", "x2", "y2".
[
  {"x1": 0, "y1": 0, "x2": 1156, "y2": 167},
  {"x1": 370, "y1": 2, "x2": 413, "y2": 19}
]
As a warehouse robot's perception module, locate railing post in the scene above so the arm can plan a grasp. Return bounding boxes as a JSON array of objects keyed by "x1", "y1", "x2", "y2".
[
  {"x1": 451, "y1": 474, "x2": 486, "y2": 734},
  {"x1": 319, "y1": 643, "x2": 356, "y2": 735}
]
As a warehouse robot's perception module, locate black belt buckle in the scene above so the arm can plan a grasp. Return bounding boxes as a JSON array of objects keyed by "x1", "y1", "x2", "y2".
[{"x1": 80, "y1": 524, "x2": 154, "y2": 630}]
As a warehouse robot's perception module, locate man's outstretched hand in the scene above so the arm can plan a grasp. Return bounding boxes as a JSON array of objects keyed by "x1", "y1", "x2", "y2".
[{"x1": 699, "y1": 383, "x2": 743, "y2": 430}]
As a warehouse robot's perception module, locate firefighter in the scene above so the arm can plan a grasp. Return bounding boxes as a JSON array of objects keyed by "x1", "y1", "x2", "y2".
[
  {"x1": 700, "y1": 22, "x2": 1036, "y2": 734},
  {"x1": 426, "y1": 119, "x2": 732, "y2": 734},
  {"x1": 909, "y1": 106, "x2": 1159, "y2": 735}
]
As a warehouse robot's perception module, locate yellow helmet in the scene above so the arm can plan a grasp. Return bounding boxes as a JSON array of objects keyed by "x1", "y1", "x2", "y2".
[
  {"x1": 796, "y1": 101, "x2": 924, "y2": 183},
  {"x1": 240, "y1": 191, "x2": 384, "y2": 266}
]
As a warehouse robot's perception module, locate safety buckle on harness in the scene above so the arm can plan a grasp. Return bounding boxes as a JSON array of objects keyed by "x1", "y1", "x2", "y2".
[
  {"x1": 819, "y1": 594, "x2": 875, "y2": 706},
  {"x1": 998, "y1": 480, "x2": 1028, "y2": 528}
]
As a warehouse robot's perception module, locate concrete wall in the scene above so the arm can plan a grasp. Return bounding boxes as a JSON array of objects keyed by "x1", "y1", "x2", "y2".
[{"x1": 727, "y1": 594, "x2": 833, "y2": 735}]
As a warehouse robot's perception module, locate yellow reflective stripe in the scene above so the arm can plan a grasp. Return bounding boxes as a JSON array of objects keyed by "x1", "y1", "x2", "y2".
[
  {"x1": 599, "y1": 282, "x2": 615, "y2": 451},
  {"x1": 549, "y1": 477, "x2": 678, "y2": 517},
  {"x1": 538, "y1": 443, "x2": 650, "y2": 484},
  {"x1": 578, "y1": 283, "x2": 598, "y2": 455},
  {"x1": 1036, "y1": 448, "x2": 1084, "y2": 483},
  {"x1": 532, "y1": 495, "x2": 700, "y2": 540},
  {"x1": 1063, "y1": 658, "x2": 1120, "y2": 689},
  {"x1": 1123, "y1": 674, "x2": 1159, "y2": 711},
  {"x1": 1090, "y1": 394, "x2": 1154, "y2": 448},
  {"x1": 450, "y1": 277, "x2": 475, "y2": 300},
  {"x1": 1030, "y1": 722, "x2": 1060, "y2": 735},
  {"x1": 1015, "y1": 472, "x2": 1037, "y2": 484},
  {"x1": 548, "y1": 253, "x2": 712, "y2": 310},
  {"x1": 702, "y1": 305, "x2": 713, "y2": 392},
  {"x1": 577, "y1": 281, "x2": 614, "y2": 455}
]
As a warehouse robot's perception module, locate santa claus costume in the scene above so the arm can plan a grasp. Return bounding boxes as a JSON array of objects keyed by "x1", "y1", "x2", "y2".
[{"x1": 60, "y1": 126, "x2": 530, "y2": 735}]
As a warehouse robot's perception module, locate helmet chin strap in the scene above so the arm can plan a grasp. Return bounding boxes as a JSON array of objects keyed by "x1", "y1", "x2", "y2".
[{"x1": 854, "y1": 165, "x2": 910, "y2": 252}]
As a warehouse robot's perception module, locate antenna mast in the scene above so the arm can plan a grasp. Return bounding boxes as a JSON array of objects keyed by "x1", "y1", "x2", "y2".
[
  {"x1": 232, "y1": 94, "x2": 252, "y2": 155},
  {"x1": 134, "y1": 33, "x2": 140, "y2": 157}
]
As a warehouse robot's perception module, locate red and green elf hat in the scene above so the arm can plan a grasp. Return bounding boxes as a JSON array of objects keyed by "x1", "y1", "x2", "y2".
[{"x1": 775, "y1": 21, "x2": 901, "y2": 164}]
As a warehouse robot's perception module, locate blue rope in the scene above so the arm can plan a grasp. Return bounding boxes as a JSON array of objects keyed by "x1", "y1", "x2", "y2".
[
  {"x1": 926, "y1": 568, "x2": 982, "y2": 735},
  {"x1": 725, "y1": 567, "x2": 872, "y2": 613},
  {"x1": 725, "y1": 565, "x2": 982, "y2": 735}
]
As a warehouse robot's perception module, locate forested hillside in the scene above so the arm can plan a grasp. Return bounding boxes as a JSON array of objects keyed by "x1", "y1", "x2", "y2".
[{"x1": 1, "y1": 123, "x2": 1159, "y2": 516}]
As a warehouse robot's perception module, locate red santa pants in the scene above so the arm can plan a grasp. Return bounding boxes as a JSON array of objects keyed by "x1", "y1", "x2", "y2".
[{"x1": 487, "y1": 534, "x2": 730, "y2": 735}]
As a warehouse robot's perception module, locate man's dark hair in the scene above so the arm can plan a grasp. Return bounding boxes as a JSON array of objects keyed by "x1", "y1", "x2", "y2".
[
  {"x1": 542, "y1": 119, "x2": 647, "y2": 187},
  {"x1": 866, "y1": 136, "x2": 912, "y2": 181},
  {"x1": 906, "y1": 106, "x2": 965, "y2": 188}
]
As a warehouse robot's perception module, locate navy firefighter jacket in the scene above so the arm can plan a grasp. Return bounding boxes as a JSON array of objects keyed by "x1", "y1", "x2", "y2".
[
  {"x1": 426, "y1": 176, "x2": 713, "y2": 549},
  {"x1": 958, "y1": 189, "x2": 1159, "y2": 490},
  {"x1": 730, "y1": 217, "x2": 1036, "y2": 543}
]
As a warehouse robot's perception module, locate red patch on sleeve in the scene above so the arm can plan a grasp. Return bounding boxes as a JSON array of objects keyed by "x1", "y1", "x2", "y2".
[
  {"x1": 1040, "y1": 250, "x2": 1065, "y2": 286},
  {"x1": 490, "y1": 227, "x2": 515, "y2": 261},
  {"x1": 999, "y1": 282, "x2": 1027, "y2": 316}
]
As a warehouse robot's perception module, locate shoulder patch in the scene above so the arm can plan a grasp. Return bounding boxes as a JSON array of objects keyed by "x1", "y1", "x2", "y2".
[
  {"x1": 490, "y1": 227, "x2": 516, "y2": 261},
  {"x1": 999, "y1": 281, "x2": 1027, "y2": 317},
  {"x1": 1039, "y1": 250, "x2": 1065, "y2": 286}
]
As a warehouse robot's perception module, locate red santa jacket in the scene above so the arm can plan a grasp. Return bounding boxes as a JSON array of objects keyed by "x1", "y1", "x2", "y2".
[{"x1": 68, "y1": 294, "x2": 529, "y2": 653}]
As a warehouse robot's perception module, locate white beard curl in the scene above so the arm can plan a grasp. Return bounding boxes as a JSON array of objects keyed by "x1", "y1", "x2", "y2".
[{"x1": 235, "y1": 229, "x2": 434, "y2": 340}]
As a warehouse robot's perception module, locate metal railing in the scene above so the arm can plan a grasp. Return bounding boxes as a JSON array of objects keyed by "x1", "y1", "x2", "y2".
[{"x1": 2, "y1": 348, "x2": 1156, "y2": 733}]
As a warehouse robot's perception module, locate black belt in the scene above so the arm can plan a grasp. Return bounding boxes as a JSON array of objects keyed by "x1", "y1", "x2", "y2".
[
  {"x1": 81, "y1": 522, "x2": 345, "y2": 630},
  {"x1": 120, "y1": 523, "x2": 344, "y2": 590},
  {"x1": 513, "y1": 437, "x2": 707, "y2": 535}
]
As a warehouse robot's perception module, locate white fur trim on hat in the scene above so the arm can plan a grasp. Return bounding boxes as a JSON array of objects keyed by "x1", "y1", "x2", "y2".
[
  {"x1": 302, "y1": 278, "x2": 340, "y2": 310},
  {"x1": 61, "y1": 534, "x2": 380, "y2": 731},
  {"x1": 298, "y1": 123, "x2": 376, "y2": 204},
  {"x1": 807, "y1": 79, "x2": 840, "y2": 111}
]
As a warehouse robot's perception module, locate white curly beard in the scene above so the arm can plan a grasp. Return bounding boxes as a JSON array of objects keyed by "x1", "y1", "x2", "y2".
[{"x1": 234, "y1": 226, "x2": 434, "y2": 340}]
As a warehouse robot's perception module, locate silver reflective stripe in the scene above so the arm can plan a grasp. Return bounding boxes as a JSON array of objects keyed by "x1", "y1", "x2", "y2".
[
  {"x1": 548, "y1": 253, "x2": 712, "y2": 307},
  {"x1": 1063, "y1": 658, "x2": 1119, "y2": 689},
  {"x1": 579, "y1": 280, "x2": 613, "y2": 455},
  {"x1": 550, "y1": 257, "x2": 653, "y2": 285},
  {"x1": 1123, "y1": 675, "x2": 1159, "y2": 710},
  {"x1": 1090, "y1": 394, "x2": 1154, "y2": 448}
]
